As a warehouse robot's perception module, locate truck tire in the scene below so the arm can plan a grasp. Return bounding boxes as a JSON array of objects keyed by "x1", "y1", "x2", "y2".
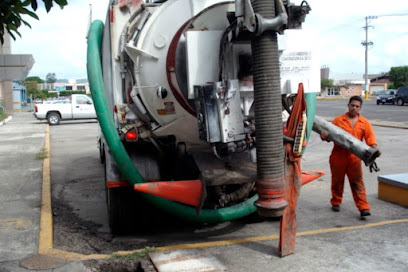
[
  {"x1": 47, "y1": 112, "x2": 61, "y2": 125},
  {"x1": 107, "y1": 187, "x2": 138, "y2": 235},
  {"x1": 98, "y1": 138, "x2": 105, "y2": 164}
]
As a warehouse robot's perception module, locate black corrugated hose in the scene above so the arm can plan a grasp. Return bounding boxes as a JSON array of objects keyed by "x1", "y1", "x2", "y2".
[{"x1": 251, "y1": 0, "x2": 287, "y2": 217}]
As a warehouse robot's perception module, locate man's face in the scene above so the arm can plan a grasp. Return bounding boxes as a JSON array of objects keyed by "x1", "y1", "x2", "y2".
[{"x1": 348, "y1": 100, "x2": 362, "y2": 117}]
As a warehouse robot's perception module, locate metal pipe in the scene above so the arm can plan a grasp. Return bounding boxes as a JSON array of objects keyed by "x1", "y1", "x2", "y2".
[
  {"x1": 313, "y1": 116, "x2": 380, "y2": 166},
  {"x1": 251, "y1": 0, "x2": 287, "y2": 217}
]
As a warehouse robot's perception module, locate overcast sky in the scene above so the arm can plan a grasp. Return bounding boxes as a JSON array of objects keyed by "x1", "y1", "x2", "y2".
[{"x1": 11, "y1": 0, "x2": 408, "y2": 81}]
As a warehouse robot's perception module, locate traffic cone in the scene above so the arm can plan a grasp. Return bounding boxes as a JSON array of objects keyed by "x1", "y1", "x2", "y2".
[
  {"x1": 133, "y1": 180, "x2": 205, "y2": 208},
  {"x1": 301, "y1": 170, "x2": 325, "y2": 186}
]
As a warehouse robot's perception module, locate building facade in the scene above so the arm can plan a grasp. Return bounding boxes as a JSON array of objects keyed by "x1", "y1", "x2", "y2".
[
  {"x1": 0, "y1": 33, "x2": 34, "y2": 112},
  {"x1": 38, "y1": 81, "x2": 90, "y2": 93}
]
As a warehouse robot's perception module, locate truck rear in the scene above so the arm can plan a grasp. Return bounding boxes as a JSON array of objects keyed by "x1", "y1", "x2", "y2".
[{"x1": 88, "y1": 0, "x2": 320, "y2": 234}]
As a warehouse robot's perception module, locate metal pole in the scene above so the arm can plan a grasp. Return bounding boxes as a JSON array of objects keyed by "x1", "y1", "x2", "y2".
[
  {"x1": 362, "y1": 16, "x2": 376, "y2": 99},
  {"x1": 364, "y1": 16, "x2": 368, "y2": 99}
]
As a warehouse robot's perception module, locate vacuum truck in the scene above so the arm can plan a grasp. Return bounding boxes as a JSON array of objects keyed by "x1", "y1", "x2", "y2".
[{"x1": 87, "y1": 0, "x2": 379, "y2": 247}]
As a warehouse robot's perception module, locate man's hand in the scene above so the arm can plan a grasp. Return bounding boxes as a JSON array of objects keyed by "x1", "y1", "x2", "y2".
[
  {"x1": 320, "y1": 130, "x2": 330, "y2": 142},
  {"x1": 370, "y1": 144, "x2": 381, "y2": 157}
]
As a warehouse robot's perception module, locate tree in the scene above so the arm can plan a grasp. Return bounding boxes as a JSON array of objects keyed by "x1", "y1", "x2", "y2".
[
  {"x1": 26, "y1": 76, "x2": 45, "y2": 83},
  {"x1": 25, "y1": 80, "x2": 45, "y2": 100},
  {"x1": 46, "y1": 72, "x2": 56, "y2": 83},
  {"x1": 388, "y1": 66, "x2": 408, "y2": 89},
  {"x1": 0, "y1": 0, "x2": 68, "y2": 44},
  {"x1": 387, "y1": 83, "x2": 395, "y2": 90},
  {"x1": 321, "y1": 78, "x2": 334, "y2": 91}
]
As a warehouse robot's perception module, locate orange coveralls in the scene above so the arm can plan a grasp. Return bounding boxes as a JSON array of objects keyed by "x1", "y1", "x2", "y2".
[{"x1": 330, "y1": 113, "x2": 377, "y2": 211}]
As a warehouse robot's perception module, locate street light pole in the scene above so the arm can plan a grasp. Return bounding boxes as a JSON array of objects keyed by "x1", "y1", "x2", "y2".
[
  {"x1": 362, "y1": 16, "x2": 376, "y2": 99},
  {"x1": 364, "y1": 17, "x2": 368, "y2": 97}
]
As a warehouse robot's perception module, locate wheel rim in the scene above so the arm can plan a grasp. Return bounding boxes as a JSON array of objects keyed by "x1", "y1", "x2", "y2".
[{"x1": 49, "y1": 115, "x2": 58, "y2": 124}]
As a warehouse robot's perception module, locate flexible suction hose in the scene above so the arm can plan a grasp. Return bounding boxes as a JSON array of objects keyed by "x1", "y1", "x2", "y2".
[
  {"x1": 251, "y1": 0, "x2": 287, "y2": 217},
  {"x1": 87, "y1": 20, "x2": 316, "y2": 223}
]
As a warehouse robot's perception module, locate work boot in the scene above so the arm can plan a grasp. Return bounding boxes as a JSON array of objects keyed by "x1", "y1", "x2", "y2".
[
  {"x1": 360, "y1": 210, "x2": 371, "y2": 217},
  {"x1": 332, "y1": 205, "x2": 340, "y2": 212}
]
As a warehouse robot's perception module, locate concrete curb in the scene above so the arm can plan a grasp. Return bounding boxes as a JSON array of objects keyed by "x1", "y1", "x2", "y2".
[
  {"x1": 0, "y1": 116, "x2": 12, "y2": 127},
  {"x1": 371, "y1": 123, "x2": 408, "y2": 129},
  {"x1": 317, "y1": 97, "x2": 373, "y2": 101}
]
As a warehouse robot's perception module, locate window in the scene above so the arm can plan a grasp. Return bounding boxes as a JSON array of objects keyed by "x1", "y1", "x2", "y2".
[{"x1": 76, "y1": 96, "x2": 91, "y2": 105}]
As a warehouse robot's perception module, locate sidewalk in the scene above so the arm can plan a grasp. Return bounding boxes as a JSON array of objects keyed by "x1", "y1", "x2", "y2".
[
  {"x1": 0, "y1": 113, "x2": 44, "y2": 270},
  {"x1": 0, "y1": 113, "x2": 86, "y2": 271},
  {"x1": 0, "y1": 115, "x2": 12, "y2": 127}
]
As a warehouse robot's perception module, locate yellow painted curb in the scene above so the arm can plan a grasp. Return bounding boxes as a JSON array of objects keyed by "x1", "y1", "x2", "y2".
[{"x1": 39, "y1": 124, "x2": 53, "y2": 254}]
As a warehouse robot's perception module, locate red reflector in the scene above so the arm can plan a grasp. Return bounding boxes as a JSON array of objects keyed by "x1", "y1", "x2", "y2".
[
  {"x1": 113, "y1": 105, "x2": 117, "y2": 113},
  {"x1": 110, "y1": 8, "x2": 114, "y2": 23},
  {"x1": 35, "y1": 105, "x2": 38, "y2": 113},
  {"x1": 125, "y1": 131, "x2": 137, "y2": 141},
  {"x1": 282, "y1": 122, "x2": 288, "y2": 134}
]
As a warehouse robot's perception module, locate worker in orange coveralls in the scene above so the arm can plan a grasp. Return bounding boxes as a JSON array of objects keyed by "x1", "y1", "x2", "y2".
[{"x1": 321, "y1": 96, "x2": 380, "y2": 219}]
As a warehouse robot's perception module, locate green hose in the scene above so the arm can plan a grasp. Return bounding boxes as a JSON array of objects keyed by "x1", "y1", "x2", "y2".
[
  {"x1": 86, "y1": 20, "x2": 317, "y2": 224},
  {"x1": 304, "y1": 92, "x2": 317, "y2": 154}
]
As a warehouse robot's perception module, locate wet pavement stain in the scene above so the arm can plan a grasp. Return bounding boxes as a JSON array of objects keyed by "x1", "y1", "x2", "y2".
[{"x1": 0, "y1": 218, "x2": 31, "y2": 233}]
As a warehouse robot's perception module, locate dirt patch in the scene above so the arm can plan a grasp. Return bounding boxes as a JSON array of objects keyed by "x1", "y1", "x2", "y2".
[
  {"x1": 52, "y1": 194, "x2": 158, "y2": 271},
  {"x1": 83, "y1": 259, "x2": 156, "y2": 272}
]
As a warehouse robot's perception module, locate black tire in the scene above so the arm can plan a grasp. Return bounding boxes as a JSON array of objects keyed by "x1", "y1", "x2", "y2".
[
  {"x1": 107, "y1": 186, "x2": 138, "y2": 235},
  {"x1": 47, "y1": 112, "x2": 60, "y2": 125},
  {"x1": 99, "y1": 140, "x2": 105, "y2": 164},
  {"x1": 382, "y1": 102, "x2": 385, "y2": 105},
  {"x1": 397, "y1": 98, "x2": 404, "y2": 106}
]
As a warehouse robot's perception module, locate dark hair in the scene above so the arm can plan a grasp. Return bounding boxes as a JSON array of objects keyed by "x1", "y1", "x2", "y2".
[{"x1": 349, "y1": 95, "x2": 363, "y2": 105}]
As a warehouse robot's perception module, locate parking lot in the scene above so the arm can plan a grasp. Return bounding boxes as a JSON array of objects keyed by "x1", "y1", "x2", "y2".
[{"x1": 0, "y1": 99, "x2": 407, "y2": 271}]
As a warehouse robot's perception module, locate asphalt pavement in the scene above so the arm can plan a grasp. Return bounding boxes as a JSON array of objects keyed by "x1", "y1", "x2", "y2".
[{"x1": 0, "y1": 107, "x2": 407, "y2": 272}]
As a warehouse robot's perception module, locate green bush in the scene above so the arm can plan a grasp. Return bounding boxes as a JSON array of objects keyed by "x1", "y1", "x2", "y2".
[
  {"x1": 59, "y1": 90, "x2": 86, "y2": 97},
  {"x1": 0, "y1": 106, "x2": 8, "y2": 122}
]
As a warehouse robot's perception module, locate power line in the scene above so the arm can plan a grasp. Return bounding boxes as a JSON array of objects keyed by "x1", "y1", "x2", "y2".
[{"x1": 374, "y1": 13, "x2": 408, "y2": 17}]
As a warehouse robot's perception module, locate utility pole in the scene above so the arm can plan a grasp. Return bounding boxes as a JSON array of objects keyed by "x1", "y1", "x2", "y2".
[{"x1": 362, "y1": 16, "x2": 376, "y2": 99}]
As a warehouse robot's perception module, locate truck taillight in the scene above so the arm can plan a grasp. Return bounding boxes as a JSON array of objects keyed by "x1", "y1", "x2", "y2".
[
  {"x1": 282, "y1": 122, "x2": 288, "y2": 135},
  {"x1": 125, "y1": 131, "x2": 138, "y2": 141},
  {"x1": 35, "y1": 105, "x2": 38, "y2": 113},
  {"x1": 110, "y1": 8, "x2": 114, "y2": 23}
]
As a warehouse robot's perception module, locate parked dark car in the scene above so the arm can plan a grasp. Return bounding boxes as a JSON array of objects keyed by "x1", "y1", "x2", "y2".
[
  {"x1": 376, "y1": 89, "x2": 396, "y2": 105},
  {"x1": 395, "y1": 87, "x2": 408, "y2": 106}
]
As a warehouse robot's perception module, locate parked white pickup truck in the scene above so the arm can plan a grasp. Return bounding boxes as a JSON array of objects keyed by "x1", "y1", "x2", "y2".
[{"x1": 34, "y1": 94, "x2": 97, "y2": 125}]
